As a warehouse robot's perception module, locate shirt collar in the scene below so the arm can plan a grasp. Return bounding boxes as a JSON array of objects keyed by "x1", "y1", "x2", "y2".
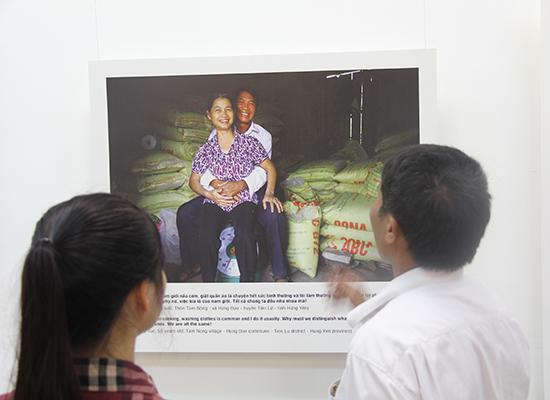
[
  {"x1": 235, "y1": 121, "x2": 258, "y2": 135},
  {"x1": 347, "y1": 267, "x2": 464, "y2": 328},
  {"x1": 212, "y1": 128, "x2": 239, "y2": 141}
]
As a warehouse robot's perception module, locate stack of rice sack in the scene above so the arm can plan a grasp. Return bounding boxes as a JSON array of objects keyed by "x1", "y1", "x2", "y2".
[
  {"x1": 281, "y1": 177, "x2": 323, "y2": 207},
  {"x1": 281, "y1": 160, "x2": 348, "y2": 278},
  {"x1": 283, "y1": 201, "x2": 322, "y2": 279},
  {"x1": 319, "y1": 192, "x2": 384, "y2": 263},
  {"x1": 131, "y1": 150, "x2": 200, "y2": 265},
  {"x1": 286, "y1": 159, "x2": 348, "y2": 203},
  {"x1": 373, "y1": 128, "x2": 418, "y2": 160},
  {"x1": 273, "y1": 154, "x2": 305, "y2": 178},
  {"x1": 254, "y1": 101, "x2": 286, "y2": 162},
  {"x1": 131, "y1": 152, "x2": 198, "y2": 217},
  {"x1": 254, "y1": 101, "x2": 285, "y2": 136},
  {"x1": 320, "y1": 152, "x2": 386, "y2": 263},
  {"x1": 332, "y1": 158, "x2": 384, "y2": 200},
  {"x1": 329, "y1": 139, "x2": 369, "y2": 162},
  {"x1": 132, "y1": 104, "x2": 217, "y2": 215},
  {"x1": 254, "y1": 112, "x2": 284, "y2": 136},
  {"x1": 307, "y1": 180, "x2": 339, "y2": 203},
  {"x1": 155, "y1": 107, "x2": 213, "y2": 153}
]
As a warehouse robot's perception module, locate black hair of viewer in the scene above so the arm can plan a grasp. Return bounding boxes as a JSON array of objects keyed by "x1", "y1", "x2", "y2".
[
  {"x1": 379, "y1": 144, "x2": 491, "y2": 271},
  {"x1": 14, "y1": 193, "x2": 164, "y2": 400}
]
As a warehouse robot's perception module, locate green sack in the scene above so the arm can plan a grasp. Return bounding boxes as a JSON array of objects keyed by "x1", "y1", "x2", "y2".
[
  {"x1": 281, "y1": 177, "x2": 322, "y2": 205},
  {"x1": 320, "y1": 223, "x2": 375, "y2": 241},
  {"x1": 288, "y1": 159, "x2": 347, "y2": 182},
  {"x1": 161, "y1": 139, "x2": 203, "y2": 161},
  {"x1": 131, "y1": 152, "x2": 189, "y2": 175},
  {"x1": 284, "y1": 202, "x2": 322, "y2": 278},
  {"x1": 308, "y1": 180, "x2": 338, "y2": 192},
  {"x1": 321, "y1": 193, "x2": 374, "y2": 231},
  {"x1": 329, "y1": 140, "x2": 368, "y2": 162},
  {"x1": 333, "y1": 159, "x2": 375, "y2": 184},
  {"x1": 374, "y1": 128, "x2": 418, "y2": 153},
  {"x1": 147, "y1": 122, "x2": 210, "y2": 143},
  {"x1": 335, "y1": 182, "x2": 370, "y2": 196},
  {"x1": 137, "y1": 188, "x2": 199, "y2": 213},
  {"x1": 136, "y1": 171, "x2": 188, "y2": 194},
  {"x1": 160, "y1": 108, "x2": 214, "y2": 129}
]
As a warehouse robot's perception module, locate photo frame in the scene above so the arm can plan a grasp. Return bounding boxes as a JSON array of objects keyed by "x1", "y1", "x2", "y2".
[{"x1": 89, "y1": 50, "x2": 437, "y2": 353}]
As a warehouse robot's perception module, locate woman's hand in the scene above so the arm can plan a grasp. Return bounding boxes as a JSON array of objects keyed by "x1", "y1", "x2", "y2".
[
  {"x1": 211, "y1": 179, "x2": 246, "y2": 202},
  {"x1": 262, "y1": 191, "x2": 283, "y2": 213},
  {"x1": 209, "y1": 189, "x2": 235, "y2": 208},
  {"x1": 191, "y1": 172, "x2": 235, "y2": 207}
]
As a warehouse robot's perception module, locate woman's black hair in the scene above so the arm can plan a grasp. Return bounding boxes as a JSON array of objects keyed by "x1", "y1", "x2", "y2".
[
  {"x1": 205, "y1": 92, "x2": 233, "y2": 113},
  {"x1": 13, "y1": 193, "x2": 164, "y2": 400}
]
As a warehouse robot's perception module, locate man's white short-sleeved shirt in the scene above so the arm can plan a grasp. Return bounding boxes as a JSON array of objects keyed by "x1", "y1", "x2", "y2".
[{"x1": 331, "y1": 267, "x2": 530, "y2": 400}]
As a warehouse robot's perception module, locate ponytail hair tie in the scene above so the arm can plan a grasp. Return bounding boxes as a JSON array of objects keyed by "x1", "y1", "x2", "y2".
[{"x1": 38, "y1": 237, "x2": 55, "y2": 248}]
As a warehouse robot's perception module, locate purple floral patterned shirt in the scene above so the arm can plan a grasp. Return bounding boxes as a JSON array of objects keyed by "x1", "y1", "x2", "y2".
[{"x1": 192, "y1": 130, "x2": 268, "y2": 212}]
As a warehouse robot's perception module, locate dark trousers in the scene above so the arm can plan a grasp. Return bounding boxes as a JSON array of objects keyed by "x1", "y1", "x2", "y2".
[
  {"x1": 256, "y1": 186, "x2": 288, "y2": 277},
  {"x1": 176, "y1": 186, "x2": 288, "y2": 278}
]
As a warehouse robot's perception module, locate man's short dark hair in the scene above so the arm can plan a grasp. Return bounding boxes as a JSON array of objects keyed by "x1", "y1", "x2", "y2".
[
  {"x1": 233, "y1": 85, "x2": 260, "y2": 109},
  {"x1": 379, "y1": 144, "x2": 491, "y2": 271}
]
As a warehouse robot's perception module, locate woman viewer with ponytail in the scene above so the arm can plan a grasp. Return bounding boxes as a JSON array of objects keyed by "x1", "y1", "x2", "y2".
[{"x1": 2, "y1": 193, "x2": 167, "y2": 400}]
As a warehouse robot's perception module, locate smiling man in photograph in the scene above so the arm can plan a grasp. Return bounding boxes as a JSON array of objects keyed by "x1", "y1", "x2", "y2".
[{"x1": 329, "y1": 144, "x2": 530, "y2": 399}]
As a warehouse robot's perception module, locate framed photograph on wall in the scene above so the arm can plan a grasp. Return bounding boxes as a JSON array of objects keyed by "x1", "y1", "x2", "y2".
[{"x1": 89, "y1": 50, "x2": 437, "y2": 353}]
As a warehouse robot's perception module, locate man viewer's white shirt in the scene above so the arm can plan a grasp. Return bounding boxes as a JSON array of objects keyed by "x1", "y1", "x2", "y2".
[{"x1": 331, "y1": 267, "x2": 530, "y2": 400}]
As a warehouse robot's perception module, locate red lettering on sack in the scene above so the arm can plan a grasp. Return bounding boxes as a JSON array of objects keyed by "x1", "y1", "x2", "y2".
[
  {"x1": 333, "y1": 220, "x2": 368, "y2": 231},
  {"x1": 360, "y1": 241, "x2": 368, "y2": 256},
  {"x1": 312, "y1": 220, "x2": 320, "y2": 227},
  {"x1": 313, "y1": 247, "x2": 319, "y2": 255},
  {"x1": 313, "y1": 232, "x2": 319, "y2": 239},
  {"x1": 342, "y1": 239, "x2": 351, "y2": 252},
  {"x1": 360, "y1": 241, "x2": 374, "y2": 256},
  {"x1": 350, "y1": 239, "x2": 360, "y2": 255}
]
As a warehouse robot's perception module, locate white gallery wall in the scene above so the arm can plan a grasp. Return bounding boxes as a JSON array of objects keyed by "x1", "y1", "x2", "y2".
[{"x1": 0, "y1": 1, "x2": 544, "y2": 399}]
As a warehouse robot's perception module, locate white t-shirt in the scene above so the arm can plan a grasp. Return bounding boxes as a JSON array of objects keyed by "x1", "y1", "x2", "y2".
[
  {"x1": 330, "y1": 267, "x2": 530, "y2": 400},
  {"x1": 200, "y1": 122, "x2": 272, "y2": 194}
]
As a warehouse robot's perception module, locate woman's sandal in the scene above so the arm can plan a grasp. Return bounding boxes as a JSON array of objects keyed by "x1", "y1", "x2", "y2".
[{"x1": 179, "y1": 267, "x2": 201, "y2": 282}]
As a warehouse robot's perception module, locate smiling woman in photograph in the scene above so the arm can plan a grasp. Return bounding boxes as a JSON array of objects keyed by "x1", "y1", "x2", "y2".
[{"x1": 189, "y1": 93, "x2": 282, "y2": 283}]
